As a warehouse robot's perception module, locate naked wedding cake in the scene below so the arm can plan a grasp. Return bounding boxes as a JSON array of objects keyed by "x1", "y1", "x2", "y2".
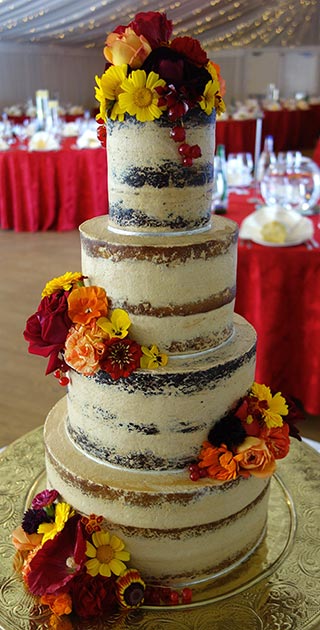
[{"x1": 14, "y1": 11, "x2": 298, "y2": 624}]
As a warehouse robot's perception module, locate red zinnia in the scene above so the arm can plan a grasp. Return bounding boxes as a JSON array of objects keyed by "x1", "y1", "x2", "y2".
[{"x1": 100, "y1": 338, "x2": 142, "y2": 380}]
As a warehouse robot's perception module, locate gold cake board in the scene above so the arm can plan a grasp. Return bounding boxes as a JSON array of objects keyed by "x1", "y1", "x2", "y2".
[{"x1": 0, "y1": 427, "x2": 320, "y2": 629}]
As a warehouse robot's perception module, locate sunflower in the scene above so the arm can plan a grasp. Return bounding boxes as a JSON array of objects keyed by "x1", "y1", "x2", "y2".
[
  {"x1": 118, "y1": 69, "x2": 166, "y2": 122},
  {"x1": 85, "y1": 530, "x2": 130, "y2": 577}
]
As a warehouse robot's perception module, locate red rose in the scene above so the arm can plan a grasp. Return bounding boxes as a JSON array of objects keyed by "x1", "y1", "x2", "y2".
[
  {"x1": 97, "y1": 124, "x2": 106, "y2": 148},
  {"x1": 129, "y1": 11, "x2": 173, "y2": 49},
  {"x1": 170, "y1": 36, "x2": 208, "y2": 66},
  {"x1": 262, "y1": 422, "x2": 290, "y2": 460},
  {"x1": 23, "y1": 291, "x2": 72, "y2": 374},
  {"x1": 70, "y1": 572, "x2": 117, "y2": 619}
]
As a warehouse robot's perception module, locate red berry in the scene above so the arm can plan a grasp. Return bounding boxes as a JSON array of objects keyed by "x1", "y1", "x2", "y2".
[
  {"x1": 188, "y1": 463, "x2": 199, "y2": 473},
  {"x1": 182, "y1": 156, "x2": 193, "y2": 167},
  {"x1": 181, "y1": 587, "x2": 193, "y2": 604},
  {"x1": 190, "y1": 144, "x2": 201, "y2": 159},
  {"x1": 59, "y1": 376, "x2": 69, "y2": 387},
  {"x1": 170, "y1": 126, "x2": 186, "y2": 142},
  {"x1": 170, "y1": 590, "x2": 180, "y2": 605},
  {"x1": 190, "y1": 470, "x2": 200, "y2": 481},
  {"x1": 53, "y1": 369, "x2": 61, "y2": 379},
  {"x1": 178, "y1": 142, "x2": 191, "y2": 157},
  {"x1": 199, "y1": 468, "x2": 207, "y2": 478}
]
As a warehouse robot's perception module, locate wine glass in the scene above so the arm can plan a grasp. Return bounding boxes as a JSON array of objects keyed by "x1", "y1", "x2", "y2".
[
  {"x1": 227, "y1": 152, "x2": 253, "y2": 188},
  {"x1": 260, "y1": 154, "x2": 320, "y2": 215}
]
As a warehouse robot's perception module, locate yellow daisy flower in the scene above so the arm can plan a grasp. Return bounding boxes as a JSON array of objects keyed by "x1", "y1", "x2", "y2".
[
  {"x1": 199, "y1": 80, "x2": 218, "y2": 115},
  {"x1": 97, "y1": 308, "x2": 131, "y2": 339},
  {"x1": 251, "y1": 382, "x2": 288, "y2": 428},
  {"x1": 96, "y1": 65, "x2": 128, "y2": 122},
  {"x1": 38, "y1": 502, "x2": 74, "y2": 545},
  {"x1": 118, "y1": 70, "x2": 166, "y2": 122},
  {"x1": 140, "y1": 344, "x2": 168, "y2": 369},
  {"x1": 41, "y1": 272, "x2": 83, "y2": 298},
  {"x1": 85, "y1": 530, "x2": 130, "y2": 577}
]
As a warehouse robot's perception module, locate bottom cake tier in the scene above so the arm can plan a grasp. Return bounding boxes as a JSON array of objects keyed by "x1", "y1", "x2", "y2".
[{"x1": 45, "y1": 406, "x2": 270, "y2": 586}]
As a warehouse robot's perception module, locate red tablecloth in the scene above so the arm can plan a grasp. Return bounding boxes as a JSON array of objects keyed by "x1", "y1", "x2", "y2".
[
  {"x1": 0, "y1": 140, "x2": 107, "y2": 231},
  {"x1": 216, "y1": 105, "x2": 320, "y2": 155},
  {"x1": 226, "y1": 191, "x2": 320, "y2": 417}
]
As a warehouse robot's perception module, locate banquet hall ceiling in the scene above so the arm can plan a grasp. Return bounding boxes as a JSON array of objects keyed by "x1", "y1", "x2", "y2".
[{"x1": 0, "y1": 0, "x2": 319, "y2": 50}]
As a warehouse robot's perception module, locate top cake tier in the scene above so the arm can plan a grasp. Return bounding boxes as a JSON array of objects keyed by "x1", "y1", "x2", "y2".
[{"x1": 107, "y1": 109, "x2": 215, "y2": 234}]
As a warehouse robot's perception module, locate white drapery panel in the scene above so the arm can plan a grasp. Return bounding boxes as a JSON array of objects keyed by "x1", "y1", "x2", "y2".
[{"x1": 0, "y1": 0, "x2": 319, "y2": 49}]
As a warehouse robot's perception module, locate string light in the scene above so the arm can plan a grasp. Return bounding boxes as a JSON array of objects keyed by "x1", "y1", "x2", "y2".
[{"x1": 0, "y1": 0, "x2": 318, "y2": 48}]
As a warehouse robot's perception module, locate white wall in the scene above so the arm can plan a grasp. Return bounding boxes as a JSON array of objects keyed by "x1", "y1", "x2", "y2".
[{"x1": 0, "y1": 42, "x2": 319, "y2": 111}]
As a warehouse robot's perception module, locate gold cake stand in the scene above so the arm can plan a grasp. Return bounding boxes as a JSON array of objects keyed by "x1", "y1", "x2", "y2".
[{"x1": 0, "y1": 427, "x2": 320, "y2": 629}]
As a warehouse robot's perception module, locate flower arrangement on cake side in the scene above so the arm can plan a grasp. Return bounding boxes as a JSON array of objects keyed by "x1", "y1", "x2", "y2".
[
  {"x1": 94, "y1": 10, "x2": 225, "y2": 165},
  {"x1": 188, "y1": 382, "x2": 301, "y2": 483},
  {"x1": 12, "y1": 490, "x2": 194, "y2": 627},
  {"x1": 23, "y1": 271, "x2": 168, "y2": 384}
]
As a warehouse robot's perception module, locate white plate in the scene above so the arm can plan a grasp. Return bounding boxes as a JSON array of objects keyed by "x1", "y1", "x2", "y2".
[{"x1": 239, "y1": 206, "x2": 314, "y2": 247}]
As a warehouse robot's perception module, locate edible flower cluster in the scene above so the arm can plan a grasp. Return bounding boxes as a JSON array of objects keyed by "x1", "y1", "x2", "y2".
[
  {"x1": 95, "y1": 11, "x2": 225, "y2": 164},
  {"x1": 189, "y1": 382, "x2": 301, "y2": 482},
  {"x1": 12, "y1": 489, "x2": 146, "y2": 627},
  {"x1": 23, "y1": 271, "x2": 167, "y2": 383}
]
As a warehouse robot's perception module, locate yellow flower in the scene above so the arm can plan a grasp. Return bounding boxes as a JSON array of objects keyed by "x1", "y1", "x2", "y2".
[
  {"x1": 251, "y1": 382, "x2": 288, "y2": 428},
  {"x1": 140, "y1": 344, "x2": 168, "y2": 369},
  {"x1": 42, "y1": 272, "x2": 83, "y2": 298},
  {"x1": 118, "y1": 70, "x2": 166, "y2": 122},
  {"x1": 38, "y1": 503, "x2": 74, "y2": 545},
  {"x1": 97, "y1": 308, "x2": 131, "y2": 339},
  {"x1": 95, "y1": 65, "x2": 128, "y2": 122},
  {"x1": 85, "y1": 530, "x2": 130, "y2": 577},
  {"x1": 199, "y1": 80, "x2": 218, "y2": 115}
]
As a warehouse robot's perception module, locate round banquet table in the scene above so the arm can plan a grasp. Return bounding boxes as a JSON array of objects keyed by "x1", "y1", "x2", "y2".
[
  {"x1": 0, "y1": 138, "x2": 108, "y2": 232},
  {"x1": 227, "y1": 190, "x2": 320, "y2": 417},
  {"x1": 0, "y1": 428, "x2": 320, "y2": 629}
]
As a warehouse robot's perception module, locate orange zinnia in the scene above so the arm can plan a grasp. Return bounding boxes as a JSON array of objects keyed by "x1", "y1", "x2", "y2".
[
  {"x1": 199, "y1": 441, "x2": 243, "y2": 481},
  {"x1": 67, "y1": 286, "x2": 108, "y2": 325},
  {"x1": 41, "y1": 592, "x2": 72, "y2": 616}
]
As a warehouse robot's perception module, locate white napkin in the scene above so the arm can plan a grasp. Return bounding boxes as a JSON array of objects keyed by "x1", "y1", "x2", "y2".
[
  {"x1": 0, "y1": 137, "x2": 9, "y2": 151},
  {"x1": 76, "y1": 129, "x2": 100, "y2": 149},
  {"x1": 62, "y1": 122, "x2": 79, "y2": 137},
  {"x1": 28, "y1": 131, "x2": 60, "y2": 151}
]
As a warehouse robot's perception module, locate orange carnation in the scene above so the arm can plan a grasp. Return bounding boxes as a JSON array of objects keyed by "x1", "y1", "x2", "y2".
[
  {"x1": 198, "y1": 441, "x2": 244, "y2": 481},
  {"x1": 12, "y1": 525, "x2": 43, "y2": 552},
  {"x1": 67, "y1": 286, "x2": 108, "y2": 326},
  {"x1": 237, "y1": 436, "x2": 276, "y2": 478},
  {"x1": 65, "y1": 322, "x2": 107, "y2": 376},
  {"x1": 41, "y1": 592, "x2": 72, "y2": 616}
]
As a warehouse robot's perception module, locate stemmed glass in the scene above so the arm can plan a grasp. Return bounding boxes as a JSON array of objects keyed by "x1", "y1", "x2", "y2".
[
  {"x1": 260, "y1": 153, "x2": 320, "y2": 215},
  {"x1": 227, "y1": 152, "x2": 253, "y2": 188}
]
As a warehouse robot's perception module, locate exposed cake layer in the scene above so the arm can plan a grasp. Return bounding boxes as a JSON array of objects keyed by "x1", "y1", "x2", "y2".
[
  {"x1": 45, "y1": 409, "x2": 270, "y2": 585},
  {"x1": 107, "y1": 110, "x2": 215, "y2": 233},
  {"x1": 65, "y1": 314, "x2": 256, "y2": 470},
  {"x1": 80, "y1": 214, "x2": 238, "y2": 353}
]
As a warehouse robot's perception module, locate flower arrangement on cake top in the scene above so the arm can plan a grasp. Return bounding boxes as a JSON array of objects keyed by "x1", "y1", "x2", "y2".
[
  {"x1": 189, "y1": 382, "x2": 301, "y2": 482},
  {"x1": 94, "y1": 11, "x2": 225, "y2": 164},
  {"x1": 23, "y1": 271, "x2": 168, "y2": 384}
]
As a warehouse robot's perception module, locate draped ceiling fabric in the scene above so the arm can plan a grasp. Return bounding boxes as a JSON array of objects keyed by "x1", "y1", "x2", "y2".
[{"x1": 0, "y1": 0, "x2": 319, "y2": 50}]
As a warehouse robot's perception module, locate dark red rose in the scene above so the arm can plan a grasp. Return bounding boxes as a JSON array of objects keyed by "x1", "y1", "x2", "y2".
[
  {"x1": 170, "y1": 36, "x2": 208, "y2": 66},
  {"x1": 23, "y1": 291, "x2": 72, "y2": 374},
  {"x1": 100, "y1": 338, "x2": 142, "y2": 380},
  {"x1": 129, "y1": 11, "x2": 173, "y2": 48},
  {"x1": 70, "y1": 571, "x2": 117, "y2": 619}
]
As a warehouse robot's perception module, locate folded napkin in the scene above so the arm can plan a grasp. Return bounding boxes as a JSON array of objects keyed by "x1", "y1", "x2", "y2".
[
  {"x1": 62, "y1": 122, "x2": 79, "y2": 137},
  {"x1": 76, "y1": 129, "x2": 100, "y2": 149},
  {"x1": 28, "y1": 131, "x2": 60, "y2": 151},
  {"x1": 0, "y1": 137, "x2": 9, "y2": 151}
]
